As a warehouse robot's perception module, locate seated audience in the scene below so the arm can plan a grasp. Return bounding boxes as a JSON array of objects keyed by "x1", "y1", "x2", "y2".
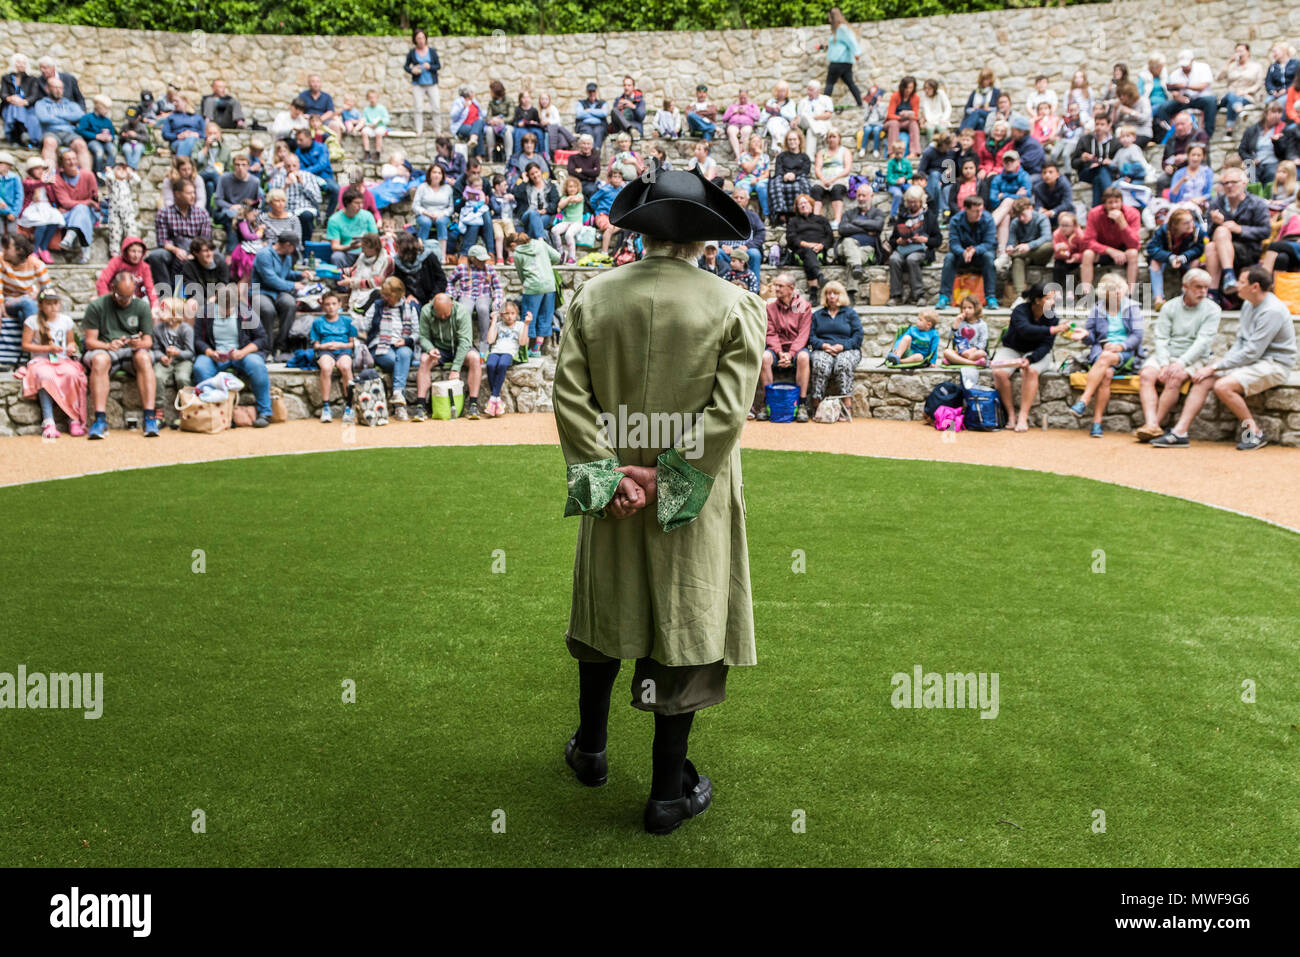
[
  {"x1": 1080, "y1": 187, "x2": 1140, "y2": 293},
  {"x1": 1152, "y1": 266, "x2": 1296, "y2": 450},
  {"x1": 1135, "y1": 268, "x2": 1221, "y2": 442},
  {"x1": 193, "y1": 282, "x2": 273, "y2": 427},
  {"x1": 1069, "y1": 272, "x2": 1146, "y2": 437},
  {"x1": 82, "y1": 271, "x2": 158, "y2": 438},
  {"x1": 938, "y1": 194, "x2": 998, "y2": 310},
  {"x1": 992, "y1": 282, "x2": 1071, "y2": 431},
  {"x1": 756, "y1": 273, "x2": 812, "y2": 422},
  {"x1": 884, "y1": 185, "x2": 940, "y2": 306},
  {"x1": 417, "y1": 292, "x2": 483, "y2": 421},
  {"x1": 807, "y1": 281, "x2": 863, "y2": 405}
]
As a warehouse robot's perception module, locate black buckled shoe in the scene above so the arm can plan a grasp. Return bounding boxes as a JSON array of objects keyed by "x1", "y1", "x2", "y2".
[
  {"x1": 643, "y1": 760, "x2": 713, "y2": 835},
  {"x1": 565, "y1": 732, "x2": 608, "y2": 787}
]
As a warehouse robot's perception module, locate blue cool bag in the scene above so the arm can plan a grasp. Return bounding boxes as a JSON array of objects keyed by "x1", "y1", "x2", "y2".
[{"x1": 962, "y1": 386, "x2": 1006, "y2": 431}]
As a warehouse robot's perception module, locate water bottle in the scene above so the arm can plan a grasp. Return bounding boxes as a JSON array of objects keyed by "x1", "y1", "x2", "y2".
[{"x1": 767, "y1": 244, "x2": 779, "y2": 268}]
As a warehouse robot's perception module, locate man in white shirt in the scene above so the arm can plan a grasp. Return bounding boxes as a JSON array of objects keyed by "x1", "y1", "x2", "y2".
[
  {"x1": 796, "y1": 81, "x2": 834, "y2": 158},
  {"x1": 270, "y1": 97, "x2": 310, "y2": 144},
  {"x1": 1156, "y1": 49, "x2": 1219, "y2": 138}
]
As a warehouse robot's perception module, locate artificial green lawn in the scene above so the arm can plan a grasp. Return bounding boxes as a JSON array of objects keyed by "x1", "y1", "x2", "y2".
[{"x1": 1, "y1": 446, "x2": 1297, "y2": 867}]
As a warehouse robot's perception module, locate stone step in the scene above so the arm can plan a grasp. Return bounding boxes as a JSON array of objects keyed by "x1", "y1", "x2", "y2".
[{"x1": 5, "y1": 360, "x2": 1298, "y2": 447}]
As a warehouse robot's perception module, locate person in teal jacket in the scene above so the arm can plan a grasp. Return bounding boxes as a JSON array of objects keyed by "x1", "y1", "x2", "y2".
[{"x1": 823, "y1": 8, "x2": 864, "y2": 107}]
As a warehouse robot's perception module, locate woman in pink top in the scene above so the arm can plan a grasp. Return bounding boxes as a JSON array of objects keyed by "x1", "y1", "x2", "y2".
[{"x1": 724, "y1": 89, "x2": 761, "y2": 160}]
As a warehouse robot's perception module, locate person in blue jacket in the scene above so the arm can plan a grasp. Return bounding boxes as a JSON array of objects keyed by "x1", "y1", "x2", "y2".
[
  {"x1": 937, "y1": 193, "x2": 999, "y2": 310},
  {"x1": 988, "y1": 149, "x2": 1032, "y2": 253},
  {"x1": 75, "y1": 94, "x2": 116, "y2": 174},
  {"x1": 294, "y1": 127, "x2": 339, "y2": 217},
  {"x1": 808, "y1": 281, "x2": 863, "y2": 403},
  {"x1": 405, "y1": 29, "x2": 442, "y2": 136},
  {"x1": 574, "y1": 83, "x2": 610, "y2": 152},
  {"x1": 252, "y1": 234, "x2": 308, "y2": 356},
  {"x1": 160, "y1": 94, "x2": 204, "y2": 157}
]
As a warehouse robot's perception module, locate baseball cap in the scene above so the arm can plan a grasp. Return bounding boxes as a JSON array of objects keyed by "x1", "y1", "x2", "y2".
[
  {"x1": 1002, "y1": 150, "x2": 1020, "y2": 163},
  {"x1": 37, "y1": 287, "x2": 61, "y2": 301},
  {"x1": 696, "y1": 83, "x2": 708, "y2": 92},
  {"x1": 1178, "y1": 49, "x2": 1194, "y2": 67},
  {"x1": 1010, "y1": 114, "x2": 1031, "y2": 132},
  {"x1": 703, "y1": 240, "x2": 719, "y2": 249},
  {"x1": 585, "y1": 82, "x2": 598, "y2": 92}
]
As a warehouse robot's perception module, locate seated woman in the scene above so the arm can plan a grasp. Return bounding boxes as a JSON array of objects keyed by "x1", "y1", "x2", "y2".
[
  {"x1": 1146, "y1": 206, "x2": 1207, "y2": 309},
  {"x1": 809, "y1": 127, "x2": 853, "y2": 226},
  {"x1": 507, "y1": 132, "x2": 550, "y2": 186},
  {"x1": 510, "y1": 90, "x2": 547, "y2": 159},
  {"x1": 784, "y1": 192, "x2": 834, "y2": 297},
  {"x1": 413, "y1": 164, "x2": 454, "y2": 257},
  {"x1": 432, "y1": 135, "x2": 466, "y2": 181},
  {"x1": 1169, "y1": 144, "x2": 1213, "y2": 211},
  {"x1": 537, "y1": 92, "x2": 575, "y2": 160},
  {"x1": 160, "y1": 154, "x2": 207, "y2": 211},
  {"x1": 992, "y1": 282, "x2": 1071, "y2": 432},
  {"x1": 1069, "y1": 272, "x2": 1146, "y2": 437},
  {"x1": 160, "y1": 94, "x2": 204, "y2": 157},
  {"x1": 807, "y1": 281, "x2": 863, "y2": 411},
  {"x1": 19, "y1": 287, "x2": 87, "y2": 438},
  {"x1": 483, "y1": 80, "x2": 513, "y2": 161},
  {"x1": 606, "y1": 131, "x2": 644, "y2": 183},
  {"x1": 723, "y1": 89, "x2": 760, "y2": 161},
  {"x1": 733, "y1": 133, "x2": 770, "y2": 218},
  {"x1": 1268, "y1": 160, "x2": 1298, "y2": 213},
  {"x1": 768, "y1": 128, "x2": 812, "y2": 226},
  {"x1": 1260, "y1": 200, "x2": 1300, "y2": 273},
  {"x1": 960, "y1": 69, "x2": 1000, "y2": 131}
]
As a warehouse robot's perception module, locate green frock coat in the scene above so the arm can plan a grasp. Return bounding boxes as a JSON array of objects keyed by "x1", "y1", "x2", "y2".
[{"x1": 553, "y1": 246, "x2": 766, "y2": 667}]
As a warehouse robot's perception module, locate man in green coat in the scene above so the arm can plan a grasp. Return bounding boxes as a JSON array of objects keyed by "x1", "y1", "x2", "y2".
[
  {"x1": 553, "y1": 161, "x2": 765, "y2": 835},
  {"x1": 416, "y1": 293, "x2": 482, "y2": 420}
]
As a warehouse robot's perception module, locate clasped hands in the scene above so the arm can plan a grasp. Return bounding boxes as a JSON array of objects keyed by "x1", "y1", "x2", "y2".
[{"x1": 608, "y1": 464, "x2": 657, "y2": 519}]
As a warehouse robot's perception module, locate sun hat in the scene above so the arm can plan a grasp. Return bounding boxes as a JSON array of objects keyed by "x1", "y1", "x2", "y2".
[{"x1": 466, "y1": 243, "x2": 489, "y2": 261}]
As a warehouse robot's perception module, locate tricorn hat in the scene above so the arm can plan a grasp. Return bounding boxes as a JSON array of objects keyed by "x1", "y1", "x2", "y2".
[{"x1": 608, "y1": 160, "x2": 750, "y2": 241}]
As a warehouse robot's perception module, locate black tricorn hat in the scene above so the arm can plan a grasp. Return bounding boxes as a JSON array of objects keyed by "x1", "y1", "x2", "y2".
[{"x1": 608, "y1": 159, "x2": 750, "y2": 241}]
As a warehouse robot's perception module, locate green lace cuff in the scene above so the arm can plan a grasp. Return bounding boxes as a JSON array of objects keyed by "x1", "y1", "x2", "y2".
[
  {"x1": 656, "y1": 447, "x2": 714, "y2": 532},
  {"x1": 565, "y1": 457, "x2": 624, "y2": 518}
]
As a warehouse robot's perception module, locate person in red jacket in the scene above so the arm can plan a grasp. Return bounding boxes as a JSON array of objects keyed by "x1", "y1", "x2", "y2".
[
  {"x1": 755, "y1": 272, "x2": 813, "y2": 421},
  {"x1": 95, "y1": 236, "x2": 158, "y2": 307},
  {"x1": 1080, "y1": 186, "x2": 1140, "y2": 292},
  {"x1": 885, "y1": 76, "x2": 922, "y2": 161}
]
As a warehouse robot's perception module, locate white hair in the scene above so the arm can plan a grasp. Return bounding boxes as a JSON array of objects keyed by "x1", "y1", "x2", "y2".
[
  {"x1": 1182, "y1": 267, "x2": 1212, "y2": 288},
  {"x1": 37, "y1": 55, "x2": 55, "y2": 69}
]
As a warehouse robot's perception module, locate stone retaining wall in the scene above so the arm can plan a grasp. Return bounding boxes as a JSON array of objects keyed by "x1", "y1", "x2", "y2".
[
  {"x1": 2, "y1": 0, "x2": 1292, "y2": 116},
  {"x1": 5, "y1": 361, "x2": 1297, "y2": 447}
]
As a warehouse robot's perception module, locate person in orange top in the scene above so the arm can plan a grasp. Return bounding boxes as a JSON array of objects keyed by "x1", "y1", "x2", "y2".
[
  {"x1": 1285, "y1": 71, "x2": 1300, "y2": 126},
  {"x1": 885, "y1": 76, "x2": 922, "y2": 160}
]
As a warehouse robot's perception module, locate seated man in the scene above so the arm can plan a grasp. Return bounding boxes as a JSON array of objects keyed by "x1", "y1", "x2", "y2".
[
  {"x1": 326, "y1": 187, "x2": 377, "y2": 270},
  {"x1": 1135, "y1": 268, "x2": 1221, "y2": 441},
  {"x1": 252, "y1": 234, "x2": 310, "y2": 357},
  {"x1": 294, "y1": 127, "x2": 339, "y2": 218},
  {"x1": 937, "y1": 194, "x2": 998, "y2": 310},
  {"x1": 147, "y1": 179, "x2": 214, "y2": 293},
  {"x1": 310, "y1": 289, "x2": 357, "y2": 424},
  {"x1": 1204, "y1": 168, "x2": 1271, "y2": 303},
  {"x1": 835, "y1": 184, "x2": 886, "y2": 300},
  {"x1": 607, "y1": 75, "x2": 646, "y2": 137},
  {"x1": 160, "y1": 94, "x2": 204, "y2": 157},
  {"x1": 1002, "y1": 197, "x2": 1053, "y2": 292},
  {"x1": 1155, "y1": 50, "x2": 1218, "y2": 140},
  {"x1": 416, "y1": 292, "x2": 483, "y2": 421},
  {"x1": 1152, "y1": 265, "x2": 1296, "y2": 451},
  {"x1": 32, "y1": 76, "x2": 90, "y2": 174},
  {"x1": 719, "y1": 185, "x2": 765, "y2": 289},
  {"x1": 391, "y1": 231, "x2": 447, "y2": 309},
  {"x1": 755, "y1": 273, "x2": 812, "y2": 422},
  {"x1": 298, "y1": 73, "x2": 343, "y2": 137},
  {"x1": 82, "y1": 271, "x2": 159, "y2": 438},
  {"x1": 574, "y1": 83, "x2": 610, "y2": 152},
  {"x1": 1080, "y1": 187, "x2": 1140, "y2": 293},
  {"x1": 992, "y1": 281, "x2": 1071, "y2": 432},
  {"x1": 178, "y1": 237, "x2": 230, "y2": 314},
  {"x1": 1032, "y1": 162, "x2": 1073, "y2": 231},
  {"x1": 1157, "y1": 109, "x2": 1209, "y2": 194},
  {"x1": 201, "y1": 79, "x2": 245, "y2": 129},
  {"x1": 213, "y1": 153, "x2": 262, "y2": 254},
  {"x1": 193, "y1": 281, "x2": 273, "y2": 428}
]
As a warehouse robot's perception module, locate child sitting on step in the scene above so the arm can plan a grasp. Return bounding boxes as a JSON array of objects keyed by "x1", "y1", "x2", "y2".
[
  {"x1": 886, "y1": 308, "x2": 940, "y2": 367},
  {"x1": 483, "y1": 298, "x2": 525, "y2": 417},
  {"x1": 151, "y1": 297, "x2": 196, "y2": 429},
  {"x1": 310, "y1": 289, "x2": 358, "y2": 424},
  {"x1": 941, "y1": 296, "x2": 989, "y2": 366}
]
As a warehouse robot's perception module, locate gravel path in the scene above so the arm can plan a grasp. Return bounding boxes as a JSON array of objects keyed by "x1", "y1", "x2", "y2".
[{"x1": 3, "y1": 417, "x2": 1297, "y2": 532}]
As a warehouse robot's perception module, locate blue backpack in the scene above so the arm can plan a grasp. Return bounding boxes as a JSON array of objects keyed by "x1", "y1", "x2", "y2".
[{"x1": 962, "y1": 386, "x2": 1006, "y2": 431}]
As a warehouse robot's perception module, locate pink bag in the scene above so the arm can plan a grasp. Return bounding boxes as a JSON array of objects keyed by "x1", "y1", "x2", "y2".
[{"x1": 933, "y1": 405, "x2": 964, "y2": 432}]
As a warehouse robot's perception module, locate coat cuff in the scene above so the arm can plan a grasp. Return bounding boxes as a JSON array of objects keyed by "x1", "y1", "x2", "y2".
[
  {"x1": 656, "y1": 447, "x2": 714, "y2": 532},
  {"x1": 564, "y1": 457, "x2": 623, "y2": 518}
]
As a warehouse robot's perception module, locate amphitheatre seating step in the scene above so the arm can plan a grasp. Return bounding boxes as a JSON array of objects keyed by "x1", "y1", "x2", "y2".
[{"x1": 4, "y1": 359, "x2": 1298, "y2": 447}]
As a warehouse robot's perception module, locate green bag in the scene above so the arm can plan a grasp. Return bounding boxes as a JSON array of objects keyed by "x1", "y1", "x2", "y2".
[
  {"x1": 430, "y1": 379, "x2": 465, "y2": 420},
  {"x1": 514, "y1": 342, "x2": 531, "y2": 363},
  {"x1": 552, "y1": 267, "x2": 565, "y2": 309}
]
